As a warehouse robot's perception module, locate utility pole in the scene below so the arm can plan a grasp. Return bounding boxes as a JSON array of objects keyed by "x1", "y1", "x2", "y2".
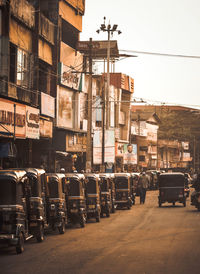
[
  {"x1": 97, "y1": 17, "x2": 121, "y2": 171},
  {"x1": 86, "y1": 38, "x2": 93, "y2": 173}
]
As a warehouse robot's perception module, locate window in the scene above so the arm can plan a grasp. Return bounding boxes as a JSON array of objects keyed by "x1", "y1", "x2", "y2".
[
  {"x1": 10, "y1": 43, "x2": 17, "y2": 83},
  {"x1": 39, "y1": 60, "x2": 51, "y2": 95},
  {"x1": 17, "y1": 48, "x2": 29, "y2": 88},
  {"x1": 139, "y1": 155, "x2": 145, "y2": 162},
  {"x1": 62, "y1": 19, "x2": 79, "y2": 49}
]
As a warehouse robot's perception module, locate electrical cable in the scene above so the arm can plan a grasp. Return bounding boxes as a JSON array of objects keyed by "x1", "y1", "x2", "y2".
[{"x1": 119, "y1": 49, "x2": 200, "y2": 59}]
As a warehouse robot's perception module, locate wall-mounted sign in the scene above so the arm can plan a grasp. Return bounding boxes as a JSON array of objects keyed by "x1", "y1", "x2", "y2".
[
  {"x1": 66, "y1": 133, "x2": 86, "y2": 152},
  {"x1": 59, "y1": 62, "x2": 83, "y2": 91},
  {"x1": 57, "y1": 86, "x2": 73, "y2": 129},
  {"x1": 26, "y1": 106, "x2": 40, "y2": 139},
  {"x1": 41, "y1": 92, "x2": 55, "y2": 118},
  {"x1": 124, "y1": 144, "x2": 137, "y2": 165},
  {"x1": 40, "y1": 119, "x2": 52, "y2": 138},
  {"x1": 93, "y1": 129, "x2": 115, "y2": 164},
  {"x1": 0, "y1": 99, "x2": 26, "y2": 138}
]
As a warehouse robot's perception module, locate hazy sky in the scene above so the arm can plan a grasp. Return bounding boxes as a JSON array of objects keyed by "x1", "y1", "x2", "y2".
[{"x1": 80, "y1": 0, "x2": 200, "y2": 108}]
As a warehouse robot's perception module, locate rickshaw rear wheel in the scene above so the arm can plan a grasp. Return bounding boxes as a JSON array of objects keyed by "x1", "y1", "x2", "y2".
[
  {"x1": 96, "y1": 213, "x2": 100, "y2": 222},
  {"x1": 36, "y1": 224, "x2": 44, "y2": 242},
  {"x1": 16, "y1": 232, "x2": 24, "y2": 254},
  {"x1": 80, "y1": 215, "x2": 86, "y2": 227},
  {"x1": 58, "y1": 219, "x2": 65, "y2": 234}
]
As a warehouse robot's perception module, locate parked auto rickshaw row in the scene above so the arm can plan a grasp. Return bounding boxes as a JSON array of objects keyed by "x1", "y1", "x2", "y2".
[{"x1": 0, "y1": 170, "x2": 137, "y2": 254}]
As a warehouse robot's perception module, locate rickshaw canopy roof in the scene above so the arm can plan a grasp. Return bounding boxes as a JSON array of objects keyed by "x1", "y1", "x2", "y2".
[
  {"x1": 65, "y1": 173, "x2": 85, "y2": 180},
  {"x1": 114, "y1": 173, "x2": 131, "y2": 178},
  {"x1": 46, "y1": 173, "x2": 65, "y2": 180},
  {"x1": 159, "y1": 172, "x2": 185, "y2": 187},
  {"x1": 0, "y1": 170, "x2": 27, "y2": 182}
]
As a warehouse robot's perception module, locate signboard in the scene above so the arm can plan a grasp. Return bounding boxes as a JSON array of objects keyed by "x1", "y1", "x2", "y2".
[
  {"x1": 59, "y1": 62, "x2": 83, "y2": 91},
  {"x1": 76, "y1": 40, "x2": 119, "y2": 59},
  {"x1": 26, "y1": 106, "x2": 40, "y2": 139},
  {"x1": 57, "y1": 86, "x2": 73, "y2": 128},
  {"x1": 131, "y1": 121, "x2": 148, "y2": 136},
  {"x1": 41, "y1": 92, "x2": 55, "y2": 118},
  {"x1": 124, "y1": 144, "x2": 137, "y2": 165},
  {"x1": 0, "y1": 99, "x2": 26, "y2": 138},
  {"x1": 40, "y1": 119, "x2": 53, "y2": 138},
  {"x1": 182, "y1": 142, "x2": 189, "y2": 150},
  {"x1": 66, "y1": 134, "x2": 86, "y2": 152},
  {"x1": 105, "y1": 130, "x2": 115, "y2": 163},
  {"x1": 146, "y1": 123, "x2": 158, "y2": 142},
  {"x1": 93, "y1": 129, "x2": 115, "y2": 164},
  {"x1": 93, "y1": 130, "x2": 102, "y2": 164},
  {"x1": 182, "y1": 152, "x2": 192, "y2": 162}
]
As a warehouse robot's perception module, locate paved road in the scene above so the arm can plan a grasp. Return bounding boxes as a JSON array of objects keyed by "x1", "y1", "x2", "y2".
[{"x1": 1, "y1": 190, "x2": 200, "y2": 274}]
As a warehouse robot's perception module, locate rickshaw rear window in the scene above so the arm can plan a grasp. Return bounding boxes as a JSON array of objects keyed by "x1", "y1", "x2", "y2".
[
  {"x1": 115, "y1": 178, "x2": 128, "y2": 189},
  {"x1": 68, "y1": 180, "x2": 80, "y2": 196},
  {"x1": 159, "y1": 175, "x2": 185, "y2": 187},
  {"x1": 29, "y1": 177, "x2": 41, "y2": 197},
  {"x1": 86, "y1": 179, "x2": 97, "y2": 193},
  {"x1": 100, "y1": 180, "x2": 108, "y2": 191},
  {"x1": 0, "y1": 179, "x2": 23, "y2": 205},
  {"x1": 48, "y1": 181, "x2": 59, "y2": 198}
]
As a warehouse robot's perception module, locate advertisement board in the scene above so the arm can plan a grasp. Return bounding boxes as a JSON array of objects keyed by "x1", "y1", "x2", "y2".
[
  {"x1": 59, "y1": 62, "x2": 83, "y2": 91},
  {"x1": 124, "y1": 144, "x2": 137, "y2": 165},
  {"x1": 0, "y1": 99, "x2": 26, "y2": 138},
  {"x1": 26, "y1": 106, "x2": 40, "y2": 139},
  {"x1": 41, "y1": 92, "x2": 55, "y2": 118},
  {"x1": 57, "y1": 86, "x2": 73, "y2": 128},
  {"x1": 93, "y1": 129, "x2": 115, "y2": 164},
  {"x1": 40, "y1": 119, "x2": 53, "y2": 138}
]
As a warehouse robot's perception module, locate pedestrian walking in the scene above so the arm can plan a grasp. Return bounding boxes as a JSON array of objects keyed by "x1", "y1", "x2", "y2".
[{"x1": 138, "y1": 172, "x2": 149, "y2": 204}]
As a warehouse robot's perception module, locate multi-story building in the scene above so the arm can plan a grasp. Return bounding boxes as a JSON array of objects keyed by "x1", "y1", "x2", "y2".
[
  {"x1": 0, "y1": 0, "x2": 85, "y2": 171},
  {"x1": 130, "y1": 111, "x2": 160, "y2": 171},
  {"x1": 131, "y1": 105, "x2": 194, "y2": 171}
]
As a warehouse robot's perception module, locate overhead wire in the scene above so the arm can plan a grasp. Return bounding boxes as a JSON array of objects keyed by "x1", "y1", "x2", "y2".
[{"x1": 119, "y1": 49, "x2": 200, "y2": 59}]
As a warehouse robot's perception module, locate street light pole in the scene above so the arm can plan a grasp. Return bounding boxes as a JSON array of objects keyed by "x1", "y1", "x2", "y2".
[
  {"x1": 86, "y1": 38, "x2": 93, "y2": 173},
  {"x1": 97, "y1": 17, "x2": 121, "y2": 130},
  {"x1": 97, "y1": 17, "x2": 121, "y2": 171}
]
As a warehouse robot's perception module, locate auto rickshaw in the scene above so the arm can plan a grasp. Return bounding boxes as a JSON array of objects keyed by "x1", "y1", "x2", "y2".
[
  {"x1": 114, "y1": 173, "x2": 132, "y2": 209},
  {"x1": 146, "y1": 170, "x2": 159, "y2": 190},
  {"x1": 65, "y1": 173, "x2": 87, "y2": 228},
  {"x1": 46, "y1": 173, "x2": 67, "y2": 234},
  {"x1": 8, "y1": 168, "x2": 46, "y2": 242},
  {"x1": 158, "y1": 172, "x2": 187, "y2": 207},
  {"x1": 85, "y1": 174, "x2": 101, "y2": 222},
  {"x1": 99, "y1": 174, "x2": 112, "y2": 217},
  {"x1": 129, "y1": 174, "x2": 136, "y2": 205},
  {"x1": 99, "y1": 173, "x2": 116, "y2": 213},
  {"x1": 24, "y1": 168, "x2": 46, "y2": 242},
  {"x1": 0, "y1": 170, "x2": 32, "y2": 254}
]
